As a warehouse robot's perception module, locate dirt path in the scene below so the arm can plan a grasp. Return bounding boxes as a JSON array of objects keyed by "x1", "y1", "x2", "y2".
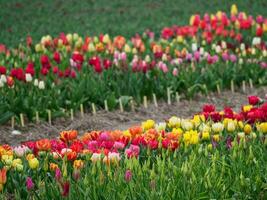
[{"x1": 1, "y1": 87, "x2": 266, "y2": 146}]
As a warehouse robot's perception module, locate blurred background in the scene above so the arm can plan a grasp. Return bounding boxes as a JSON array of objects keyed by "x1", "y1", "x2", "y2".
[{"x1": 0, "y1": 0, "x2": 266, "y2": 46}]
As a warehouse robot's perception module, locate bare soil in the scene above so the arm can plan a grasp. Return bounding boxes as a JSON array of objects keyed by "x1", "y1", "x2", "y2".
[{"x1": 1, "y1": 87, "x2": 266, "y2": 146}]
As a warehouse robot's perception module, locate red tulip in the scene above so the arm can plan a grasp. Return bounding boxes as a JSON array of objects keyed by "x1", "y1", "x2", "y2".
[
  {"x1": 0, "y1": 66, "x2": 6, "y2": 74},
  {"x1": 53, "y1": 52, "x2": 61, "y2": 64},
  {"x1": 248, "y1": 96, "x2": 260, "y2": 105}
]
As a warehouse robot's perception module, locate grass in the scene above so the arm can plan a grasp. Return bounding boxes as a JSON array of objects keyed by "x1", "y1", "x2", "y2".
[{"x1": 0, "y1": 0, "x2": 267, "y2": 47}]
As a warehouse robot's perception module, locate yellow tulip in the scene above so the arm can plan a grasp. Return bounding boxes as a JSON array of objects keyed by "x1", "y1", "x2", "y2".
[
  {"x1": 28, "y1": 158, "x2": 39, "y2": 170},
  {"x1": 227, "y1": 120, "x2": 236, "y2": 132},
  {"x1": 244, "y1": 124, "x2": 252, "y2": 134},
  {"x1": 213, "y1": 134, "x2": 220, "y2": 142},
  {"x1": 259, "y1": 122, "x2": 267, "y2": 134},
  {"x1": 142, "y1": 119, "x2": 155, "y2": 131},
  {"x1": 202, "y1": 132, "x2": 210, "y2": 140},
  {"x1": 12, "y1": 159, "x2": 22, "y2": 168},
  {"x1": 231, "y1": 4, "x2": 238, "y2": 16},
  {"x1": 243, "y1": 105, "x2": 253, "y2": 112}
]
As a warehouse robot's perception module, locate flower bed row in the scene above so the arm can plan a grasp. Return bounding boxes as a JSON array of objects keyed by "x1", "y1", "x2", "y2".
[
  {"x1": 0, "y1": 4, "x2": 267, "y2": 124},
  {"x1": 0, "y1": 95, "x2": 266, "y2": 199}
]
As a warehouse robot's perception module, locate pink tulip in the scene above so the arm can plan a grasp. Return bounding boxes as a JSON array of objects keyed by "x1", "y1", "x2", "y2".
[
  {"x1": 229, "y1": 54, "x2": 237, "y2": 62},
  {"x1": 26, "y1": 177, "x2": 34, "y2": 191},
  {"x1": 113, "y1": 141, "x2": 125, "y2": 150},
  {"x1": 125, "y1": 170, "x2": 132, "y2": 182},
  {"x1": 55, "y1": 168, "x2": 62, "y2": 181},
  {"x1": 172, "y1": 68, "x2": 178, "y2": 76},
  {"x1": 120, "y1": 52, "x2": 127, "y2": 61}
]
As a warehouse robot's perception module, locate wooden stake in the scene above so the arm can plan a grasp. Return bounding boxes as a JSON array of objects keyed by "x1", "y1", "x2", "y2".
[
  {"x1": 92, "y1": 103, "x2": 96, "y2": 115},
  {"x1": 167, "y1": 87, "x2": 171, "y2": 105},
  {"x1": 20, "y1": 113, "x2": 25, "y2": 127},
  {"x1": 119, "y1": 98, "x2": 124, "y2": 112},
  {"x1": 153, "y1": 93, "x2": 158, "y2": 107},
  {"x1": 130, "y1": 99, "x2": 135, "y2": 111},
  {"x1": 47, "y1": 110, "x2": 52, "y2": 125},
  {"x1": 216, "y1": 84, "x2": 221, "y2": 95},
  {"x1": 249, "y1": 79, "x2": 253, "y2": 89},
  {"x1": 143, "y1": 96, "x2": 148, "y2": 109},
  {"x1": 70, "y1": 109, "x2": 74, "y2": 120},
  {"x1": 80, "y1": 104, "x2": 84, "y2": 118},
  {"x1": 11, "y1": 116, "x2": 15, "y2": 129},
  {"x1": 36, "y1": 111, "x2": 39, "y2": 124},
  {"x1": 230, "y1": 80, "x2": 234, "y2": 93},
  {"x1": 104, "y1": 100, "x2": 109, "y2": 111},
  {"x1": 175, "y1": 92, "x2": 180, "y2": 103},
  {"x1": 242, "y1": 81, "x2": 246, "y2": 93}
]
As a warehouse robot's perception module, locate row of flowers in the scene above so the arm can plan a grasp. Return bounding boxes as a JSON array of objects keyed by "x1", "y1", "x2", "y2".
[
  {"x1": 0, "y1": 95, "x2": 266, "y2": 198},
  {"x1": 0, "y1": 5, "x2": 267, "y2": 124}
]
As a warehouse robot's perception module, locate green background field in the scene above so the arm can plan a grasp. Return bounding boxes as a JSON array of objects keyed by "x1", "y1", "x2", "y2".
[{"x1": 0, "y1": 0, "x2": 266, "y2": 46}]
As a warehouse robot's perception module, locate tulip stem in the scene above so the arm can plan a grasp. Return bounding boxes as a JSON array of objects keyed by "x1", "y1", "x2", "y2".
[
  {"x1": 249, "y1": 79, "x2": 253, "y2": 89},
  {"x1": 143, "y1": 96, "x2": 148, "y2": 109},
  {"x1": 36, "y1": 111, "x2": 39, "y2": 124},
  {"x1": 242, "y1": 81, "x2": 246, "y2": 93},
  {"x1": 11, "y1": 116, "x2": 15, "y2": 129},
  {"x1": 47, "y1": 110, "x2": 52, "y2": 125},
  {"x1": 230, "y1": 80, "x2": 234, "y2": 93},
  {"x1": 175, "y1": 92, "x2": 180, "y2": 103},
  {"x1": 216, "y1": 84, "x2": 221, "y2": 95},
  {"x1": 130, "y1": 98, "x2": 135, "y2": 111},
  {"x1": 20, "y1": 113, "x2": 25, "y2": 127},
  {"x1": 92, "y1": 103, "x2": 96, "y2": 115},
  {"x1": 153, "y1": 93, "x2": 158, "y2": 107},
  {"x1": 119, "y1": 98, "x2": 124, "y2": 112},
  {"x1": 167, "y1": 87, "x2": 171, "y2": 105},
  {"x1": 104, "y1": 100, "x2": 109, "y2": 111},
  {"x1": 80, "y1": 104, "x2": 84, "y2": 118},
  {"x1": 70, "y1": 109, "x2": 74, "y2": 120}
]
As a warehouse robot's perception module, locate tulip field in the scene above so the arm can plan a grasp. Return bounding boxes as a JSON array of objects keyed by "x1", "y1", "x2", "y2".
[{"x1": 0, "y1": 2, "x2": 267, "y2": 199}]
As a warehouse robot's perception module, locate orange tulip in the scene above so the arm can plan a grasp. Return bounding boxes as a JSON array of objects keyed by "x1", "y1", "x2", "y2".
[
  {"x1": 81, "y1": 131, "x2": 99, "y2": 142},
  {"x1": 49, "y1": 163, "x2": 59, "y2": 171},
  {"x1": 36, "y1": 139, "x2": 51, "y2": 151},
  {"x1": 0, "y1": 168, "x2": 7, "y2": 185},
  {"x1": 129, "y1": 126, "x2": 143, "y2": 137},
  {"x1": 66, "y1": 151, "x2": 77, "y2": 161},
  {"x1": 73, "y1": 159, "x2": 84, "y2": 169},
  {"x1": 113, "y1": 36, "x2": 126, "y2": 50},
  {"x1": 110, "y1": 130, "x2": 123, "y2": 141},
  {"x1": 60, "y1": 130, "x2": 78, "y2": 143}
]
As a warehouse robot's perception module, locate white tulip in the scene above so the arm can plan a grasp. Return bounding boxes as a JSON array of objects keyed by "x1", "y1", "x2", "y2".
[
  {"x1": 38, "y1": 81, "x2": 45, "y2": 89},
  {"x1": 240, "y1": 43, "x2": 245, "y2": 51},
  {"x1": 145, "y1": 55, "x2": 151, "y2": 63},
  {"x1": 221, "y1": 41, "x2": 227, "y2": 49},
  {"x1": 192, "y1": 43, "x2": 198, "y2": 52},
  {"x1": 34, "y1": 79, "x2": 39, "y2": 86},
  {"x1": 155, "y1": 122, "x2": 167, "y2": 131},
  {"x1": 25, "y1": 73, "x2": 32, "y2": 82},
  {"x1": 215, "y1": 45, "x2": 221, "y2": 53},
  {"x1": 0, "y1": 74, "x2": 7, "y2": 83}
]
